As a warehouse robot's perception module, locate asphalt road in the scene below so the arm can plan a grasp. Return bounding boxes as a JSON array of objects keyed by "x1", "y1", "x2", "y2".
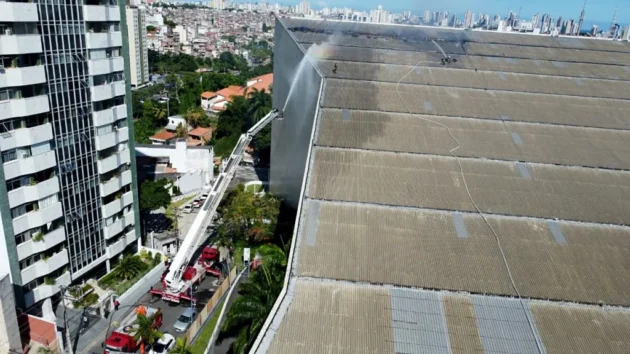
[{"x1": 86, "y1": 273, "x2": 220, "y2": 354}]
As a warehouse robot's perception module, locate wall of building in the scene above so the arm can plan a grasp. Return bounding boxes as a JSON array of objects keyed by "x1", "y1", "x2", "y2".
[
  {"x1": 136, "y1": 141, "x2": 214, "y2": 174},
  {"x1": 269, "y1": 19, "x2": 322, "y2": 207},
  {"x1": 0, "y1": 274, "x2": 22, "y2": 353}
]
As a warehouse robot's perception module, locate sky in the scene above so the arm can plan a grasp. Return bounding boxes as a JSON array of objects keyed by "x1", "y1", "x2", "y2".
[{"x1": 300, "y1": 0, "x2": 628, "y2": 24}]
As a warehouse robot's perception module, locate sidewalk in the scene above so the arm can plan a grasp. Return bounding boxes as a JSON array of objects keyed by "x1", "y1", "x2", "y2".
[{"x1": 57, "y1": 301, "x2": 137, "y2": 354}]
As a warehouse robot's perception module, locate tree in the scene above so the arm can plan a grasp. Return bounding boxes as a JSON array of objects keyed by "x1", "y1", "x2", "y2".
[
  {"x1": 220, "y1": 245, "x2": 287, "y2": 353},
  {"x1": 134, "y1": 118, "x2": 156, "y2": 144},
  {"x1": 215, "y1": 186, "x2": 280, "y2": 246},
  {"x1": 146, "y1": 25, "x2": 156, "y2": 32},
  {"x1": 220, "y1": 280, "x2": 277, "y2": 354},
  {"x1": 171, "y1": 338, "x2": 193, "y2": 354},
  {"x1": 112, "y1": 255, "x2": 145, "y2": 281},
  {"x1": 184, "y1": 106, "x2": 207, "y2": 128},
  {"x1": 139, "y1": 179, "x2": 172, "y2": 213},
  {"x1": 175, "y1": 123, "x2": 188, "y2": 138},
  {"x1": 246, "y1": 88, "x2": 272, "y2": 124},
  {"x1": 131, "y1": 313, "x2": 163, "y2": 354}
]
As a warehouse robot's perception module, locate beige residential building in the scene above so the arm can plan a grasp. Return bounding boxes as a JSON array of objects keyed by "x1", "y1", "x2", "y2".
[{"x1": 126, "y1": 5, "x2": 149, "y2": 88}]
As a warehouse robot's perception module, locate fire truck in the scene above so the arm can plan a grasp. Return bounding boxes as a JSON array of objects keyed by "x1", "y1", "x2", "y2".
[
  {"x1": 150, "y1": 110, "x2": 282, "y2": 304},
  {"x1": 103, "y1": 306, "x2": 162, "y2": 354}
]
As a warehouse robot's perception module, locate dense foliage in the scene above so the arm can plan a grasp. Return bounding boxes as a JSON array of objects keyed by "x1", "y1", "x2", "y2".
[
  {"x1": 219, "y1": 244, "x2": 287, "y2": 353},
  {"x1": 215, "y1": 185, "x2": 280, "y2": 246},
  {"x1": 139, "y1": 179, "x2": 172, "y2": 213},
  {"x1": 210, "y1": 88, "x2": 272, "y2": 161}
]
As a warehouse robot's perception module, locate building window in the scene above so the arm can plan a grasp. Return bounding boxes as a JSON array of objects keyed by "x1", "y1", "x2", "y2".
[
  {"x1": 38, "y1": 194, "x2": 59, "y2": 209},
  {"x1": 2, "y1": 149, "x2": 17, "y2": 163}
]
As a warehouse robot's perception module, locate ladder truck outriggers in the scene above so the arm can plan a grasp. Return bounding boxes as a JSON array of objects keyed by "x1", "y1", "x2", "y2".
[{"x1": 149, "y1": 109, "x2": 283, "y2": 304}]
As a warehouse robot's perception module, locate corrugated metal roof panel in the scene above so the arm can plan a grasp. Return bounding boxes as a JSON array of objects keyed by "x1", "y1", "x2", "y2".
[{"x1": 472, "y1": 296, "x2": 542, "y2": 354}]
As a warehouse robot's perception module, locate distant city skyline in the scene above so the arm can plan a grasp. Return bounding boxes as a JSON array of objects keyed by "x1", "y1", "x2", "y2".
[{"x1": 258, "y1": 0, "x2": 626, "y2": 23}]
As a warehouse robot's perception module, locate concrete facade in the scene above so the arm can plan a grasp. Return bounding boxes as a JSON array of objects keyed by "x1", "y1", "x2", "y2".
[
  {"x1": 136, "y1": 141, "x2": 214, "y2": 193},
  {"x1": 126, "y1": 5, "x2": 149, "y2": 87},
  {"x1": 0, "y1": 274, "x2": 21, "y2": 353},
  {"x1": 269, "y1": 19, "x2": 323, "y2": 208},
  {"x1": 0, "y1": 0, "x2": 141, "y2": 310}
]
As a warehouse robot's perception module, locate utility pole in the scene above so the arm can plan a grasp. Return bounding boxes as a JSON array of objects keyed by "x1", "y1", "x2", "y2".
[{"x1": 58, "y1": 286, "x2": 74, "y2": 354}]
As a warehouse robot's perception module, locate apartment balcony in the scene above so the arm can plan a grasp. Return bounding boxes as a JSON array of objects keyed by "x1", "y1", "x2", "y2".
[
  {"x1": 0, "y1": 2, "x2": 40, "y2": 22},
  {"x1": 99, "y1": 169, "x2": 131, "y2": 197},
  {"x1": 92, "y1": 104, "x2": 127, "y2": 127},
  {"x1": 12, "y1": 202, "x2": 63, "y2": 236},
  {"x1": 7, "y1": 176, "x2": 59, "y2": 209},
  {"x1": 0, "y1": 34, "x2": 42, "y2": 55},
  {"x1": 88, "y1": 57, "x2": 124, "y2": 76},
  {"x1": 0, "y1": 65, "x2": 46, "y2": 89},
  {"x1": 83, "y1": 5, "x2": 121, "y2": 22},
  {"x1": 24, "y1": 271, "x2": 71, "y2": 308},
  {"x1": 98, "y1": 149, "x2": 130, "y2": 174},
  {"x1": 107, "y1": 230, "x2": 136, "y2": 258},
  {"x1": 16, "y1": 226, "x2": 66, "y2": 261},
  {"x1": 0, "y1": 122, "x2": 52, "y2": 152},
  {"x1": 91, "y1": 81, "x2": 125, "y2": 102},
  {"x1": 95, "y1": 126, "x2": 128, "y2": 151},
  {"x1": 20, "y1": 248, "x2": 68, "y2": 285},
  {"x1": 0, "y1": 95, "x2": 49, "y2": 121},
  {"x1": 3, "y1": 150, "x2": 56, "y2": 181},
  {"x1": 103, "y1": 209, "x2": 134, "y2": 240},
  {"x1": 85, "y1": 31, "x2": 122, "y2": 49},
  {"x1": 101, "y1": 191, "x2": 133, "y2": 219}
]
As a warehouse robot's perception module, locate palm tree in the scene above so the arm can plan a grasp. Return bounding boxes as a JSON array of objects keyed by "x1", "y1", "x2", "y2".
[
  {"x1": 246, "y1": 88, "x2": 272, "y2": 123},
  {"x1": 221, "y1": 280, "x2": 277, "y2": 354},
  {"x1": 130, "y1": 314, "x2": 163, "y2": 354},
  {"x1": 113, "y1": 255, "x2": 144, "y2": 281},
  {"x1": 175, "y1": 122, "x2": 188, "y2": 138},
  {"x1": 170, "y1": 337, "x2": 192, "y2": 354},
  {"x1": 184, "y1": 107, "x2": 206, "y2": 128}
]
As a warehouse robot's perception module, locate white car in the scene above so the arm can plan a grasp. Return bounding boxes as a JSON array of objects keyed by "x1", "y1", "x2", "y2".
[
  {"x1": 200, "y1": 193, "x2": 209, "y2": 201},
  {"x1": 149, "y1": 333, "x2": 175, "y2": 354},
  {"x1": 182, "y1": 204, "x2": 193, "y2": 214}
]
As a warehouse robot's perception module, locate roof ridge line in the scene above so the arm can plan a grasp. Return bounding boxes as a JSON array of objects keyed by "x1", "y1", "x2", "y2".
[
  {"x1": 314, "y1": 145, "x2": 630, "y2": 176},
  {"x1": 304, "y1": 197, "x2": 630, "y2": 231},
  {"x1": 320, "y1": 105, "x2": 630, "y2": 132},
  {"x1": 326, "y1": 76, "x2": 630, "y2": 102},
  {"x1": 294, "y1": 275, "x2": 630, "y2": 312}
]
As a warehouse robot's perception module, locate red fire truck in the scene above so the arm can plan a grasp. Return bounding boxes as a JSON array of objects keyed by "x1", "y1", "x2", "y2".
[{"x1": 103, "y1": 306, "x2": 162, "y2": 354}]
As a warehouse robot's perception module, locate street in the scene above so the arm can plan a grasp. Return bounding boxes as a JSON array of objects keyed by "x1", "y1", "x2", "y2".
[
  {"x1": 77, "y1": 163, "x2": 266, "y2": 354},
  {"x1": 84, "y1": 273, "x2": 221, "y2": 354}
]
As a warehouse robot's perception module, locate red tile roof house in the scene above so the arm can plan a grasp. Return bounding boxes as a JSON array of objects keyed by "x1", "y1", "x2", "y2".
[
  {"x1": 200, "y1": 73, "x2": 273, "y2": 113},
  {"x1": 149, "y1": 130, "x2": 177, "y2": 145},
  {"x1": 187, "y1": 127, "x2": 213, "y2": 146}
]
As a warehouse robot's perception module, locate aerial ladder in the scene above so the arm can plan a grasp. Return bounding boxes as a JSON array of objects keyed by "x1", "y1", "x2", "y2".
[{"x1": 151, "y1": 109, "x2": 283, "y2": 303}]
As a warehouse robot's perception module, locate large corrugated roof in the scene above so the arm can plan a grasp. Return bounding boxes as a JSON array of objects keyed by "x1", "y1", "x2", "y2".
[{"x1": 255, "y1": 18, "x2": 630, "y2": 353}]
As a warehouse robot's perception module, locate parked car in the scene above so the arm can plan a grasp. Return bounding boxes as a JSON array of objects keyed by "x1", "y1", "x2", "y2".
[
  {"x1": 149, "y1": 333, "x2": 175, "y2": 354},
  {"x1": 191, "y1": 199, "x2": 202, "y2": 208},
  {"x1": 182, "y1": 204, "x2": 193, "y2": 214},
  {"x1": 173, "y1": 308, "x2": 197, "y2": 333}
]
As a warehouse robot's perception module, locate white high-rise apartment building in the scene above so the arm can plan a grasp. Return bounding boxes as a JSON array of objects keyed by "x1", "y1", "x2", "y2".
[
  {"x1": 296, "y1": 1, "x2": 310, "y2": 15},
  {"x1": 0, "y1": 0, "x2": 140, "y2": 310},
  {"x1": 127, "y1": 5, "x2": 149, "y2": 88},
  {"x1": 212, "y1": 0, "x2": 225, "y2": 10},
  {"x1": 370, "y1": 5, "x2": 390, "y2": 24},
  {"x1": 423, "y1": 10, "x2": 431, "y2": 23},
  {"x1": 464, "y1": 10, "x2": 474, "y2": 28}
]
